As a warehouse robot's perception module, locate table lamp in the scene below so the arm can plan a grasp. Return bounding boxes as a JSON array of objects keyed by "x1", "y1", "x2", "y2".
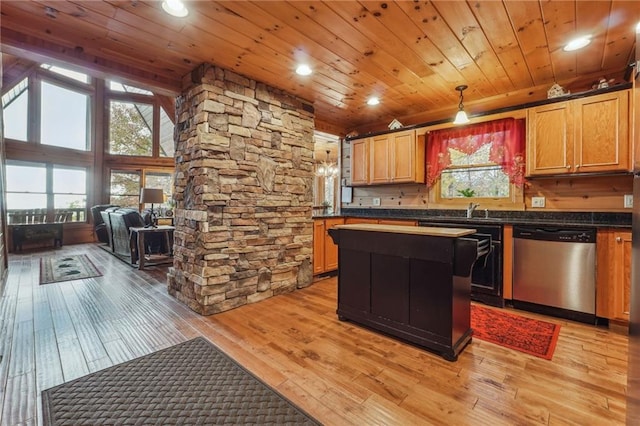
[{"x1": 139, "y1": 188, "x2": 164, "y2": 227}]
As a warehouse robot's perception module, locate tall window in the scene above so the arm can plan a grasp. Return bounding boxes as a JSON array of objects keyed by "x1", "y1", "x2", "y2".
[
  {"x1": 6, "y1": 161, "x2": 87, "y2": 222},
  {"x1": 107, "y1": 80, "x2": 174, "y2": 158},
  {"x1": 2, "y1": 78, "x2": 29, "y2": 141},
  {"x1": 41, "y1": 81, "x2": 90, "y2": 150},
  {"x1": 1, "y1": 65, "x2": 92, "y2": 149},
  {"x1": 108, "y1": 101, "x2": 153, "y2": 156}
]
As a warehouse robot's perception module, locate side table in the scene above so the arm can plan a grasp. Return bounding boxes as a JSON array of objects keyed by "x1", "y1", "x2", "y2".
[{"x1": 129, "y1": 225, "x2": 175, "y2": 270}]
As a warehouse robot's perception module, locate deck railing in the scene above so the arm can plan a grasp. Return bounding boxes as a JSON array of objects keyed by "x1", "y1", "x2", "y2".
[{"x1": 7, "y1": 208, "x2": 86, "y2": 224}]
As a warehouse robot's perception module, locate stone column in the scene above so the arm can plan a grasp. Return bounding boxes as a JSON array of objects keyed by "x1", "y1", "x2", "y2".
[{"x1": 168, "y1": 64, "x2": 314, "y2": 315}]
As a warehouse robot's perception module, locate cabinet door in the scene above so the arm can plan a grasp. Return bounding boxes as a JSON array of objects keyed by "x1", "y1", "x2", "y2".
[
  {"x1": 369, "y1": 134, "x2": 391, "y2": 184},
  {"x1": 613, "y1": 231, "x2": 632, "y2": 321},
  {"x1": 324, "y1": 218, "x2": 344, "y2": 271},
  {"x1": 574, "y1": 91, "x2": 630, "y2": 173},
  {"x1": 527, "y1": 102, "x2": 573, "y2": 176},
  {"x1": 350, "y1": 139, "x2": 368, "y2": 186},
  {"x1": 313, "y1": 220, "x2": 325, "y2": 274},
  {"x1": 392, "y1": 130, "x2": 416, "y2": 183}
]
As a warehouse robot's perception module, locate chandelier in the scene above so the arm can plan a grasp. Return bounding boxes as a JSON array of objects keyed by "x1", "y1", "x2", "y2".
[{"x1": 316, "y1": 150, "x2": 339, "y2": 178}]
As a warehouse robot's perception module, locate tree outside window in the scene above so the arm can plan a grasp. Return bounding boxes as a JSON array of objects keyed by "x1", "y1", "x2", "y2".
[
  {"x1": 110, "y1": 171, "x2": 141, "y2": 207},
  {"x1": 109, "y1": 170, "x2": 173, "y2": 210},
  {"x1": 109, "y1": 101, "x2": 153, "y2": 156}
]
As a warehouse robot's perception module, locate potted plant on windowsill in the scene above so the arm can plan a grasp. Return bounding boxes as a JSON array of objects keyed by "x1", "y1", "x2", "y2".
[{"x1": 321, "y1": 200, "x2": 332, "y2": 215}]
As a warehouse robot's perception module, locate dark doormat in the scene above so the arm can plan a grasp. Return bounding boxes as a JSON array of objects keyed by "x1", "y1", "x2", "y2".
[{"x1": 42, "y1": 337, "x2": 321, "y2": 425}]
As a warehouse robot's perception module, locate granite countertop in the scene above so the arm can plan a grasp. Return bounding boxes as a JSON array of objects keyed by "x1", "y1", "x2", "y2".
[{"x1": 334, "y1": 208, "x2": 632, "y2": 229}]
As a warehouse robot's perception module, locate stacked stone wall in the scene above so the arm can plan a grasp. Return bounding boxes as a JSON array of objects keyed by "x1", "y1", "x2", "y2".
[{"x1": 168, "y1": 64, "x2": 314, "y2": 315}]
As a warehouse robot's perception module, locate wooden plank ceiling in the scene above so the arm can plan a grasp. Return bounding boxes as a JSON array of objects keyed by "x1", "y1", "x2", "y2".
[{"x1": 1, "y1": 1, "x2": 638, "y2": 135}]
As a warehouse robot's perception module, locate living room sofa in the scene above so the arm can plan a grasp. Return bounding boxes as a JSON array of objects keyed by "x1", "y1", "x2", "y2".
[{"x1": 99, "y1": 207, "x2": 169, "y2": 264}]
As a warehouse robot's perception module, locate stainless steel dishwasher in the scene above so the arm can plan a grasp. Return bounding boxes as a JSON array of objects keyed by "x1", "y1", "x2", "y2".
[{"x1": 512, "y1": 226, "x2": 596, "y2": 323}]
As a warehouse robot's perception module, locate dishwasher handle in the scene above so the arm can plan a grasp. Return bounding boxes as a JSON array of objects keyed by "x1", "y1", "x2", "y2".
[{"x1": 513, "y1": 226, "x2": 595, "y2": 243}]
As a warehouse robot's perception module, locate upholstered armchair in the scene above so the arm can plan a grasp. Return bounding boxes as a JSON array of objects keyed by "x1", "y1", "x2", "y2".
[
  {"x1": 100, "y1": 207, "x2": 169, "y2": 264},
  {"x1": 91, "y1": 204, "x2": 118, "y2": 244}
]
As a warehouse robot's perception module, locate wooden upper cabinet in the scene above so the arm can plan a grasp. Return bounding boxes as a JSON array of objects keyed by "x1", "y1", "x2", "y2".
[
  {"x1": 527, "y1": 90, "x2": 630, "y2": 176},
  {"x1": 527, "y1": 102, "x2": 573, "y2": 176},
  {"x1": 369, "y1": 134, "x2": 391, "y2": 184},
  {"x1": 392, "y1": 131, "x2": 421, "y2": 183},
  {"x1": 574, "y1": 91, "x2": 629, "y2": 173},
  {"x1": 350, "y1": 138, "x2": 368, "y2": 186},
  {"x1": 350, "y1": 129, "x2": 424, "y2": 186}
]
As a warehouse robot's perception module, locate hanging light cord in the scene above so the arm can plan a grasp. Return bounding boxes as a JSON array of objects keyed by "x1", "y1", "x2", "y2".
[{"x1": 456, "y1": 84, "x2": 467, "y2": 112}]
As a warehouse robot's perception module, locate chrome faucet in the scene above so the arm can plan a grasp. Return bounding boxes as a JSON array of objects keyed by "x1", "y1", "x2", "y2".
[{"x1": 466, "y1": 202, "x2": 480, "y2": 218}]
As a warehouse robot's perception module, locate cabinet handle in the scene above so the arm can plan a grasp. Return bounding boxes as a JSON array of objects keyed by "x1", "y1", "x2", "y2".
[
  {"x1": 566, "y1": 165, "x2": 571, "y2": 169},
  {"x1": 575, "y1": 164, "x2": 580, "y2": 168},
  {"x1": 616, "y1": 237, "x2": 622, "y2": 243}
]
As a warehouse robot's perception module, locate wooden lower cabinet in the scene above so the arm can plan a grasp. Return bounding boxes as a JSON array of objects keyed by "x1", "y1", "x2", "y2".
[
  {"x1": 612, "y1": 230, "x2": 631, "y2": 321},
  {"x1": 314, "y1": 217, "x2": 416, "y2": 275},
  {"x1": 596, "y1": 229, "x2": 631, "y2": 323},
  {"x1": 313, "y1": 218, "x2": 345, "y2": 275}
]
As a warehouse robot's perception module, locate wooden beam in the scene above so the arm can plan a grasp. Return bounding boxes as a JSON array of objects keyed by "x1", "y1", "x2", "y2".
[{"x1": 1, "y1": 27, "x2": 181, "y2": 96}]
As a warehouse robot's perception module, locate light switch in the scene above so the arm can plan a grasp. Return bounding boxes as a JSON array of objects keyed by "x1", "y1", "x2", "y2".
[
  {"x1": 372, "y1": 197, "x2": 381, "y2": 206},
  {"x1": 624, "y1": 194, "x2": 633, "y2": 208}
]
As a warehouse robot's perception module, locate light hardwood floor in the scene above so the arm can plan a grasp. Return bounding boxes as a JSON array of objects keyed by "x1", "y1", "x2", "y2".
[{"x1": 0, "y1": 244, "x2": 628, "y2": 425}]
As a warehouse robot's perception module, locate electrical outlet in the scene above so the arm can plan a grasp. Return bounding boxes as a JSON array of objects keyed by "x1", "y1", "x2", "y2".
[
  {"x1": 372, "y1": 197, "x2": 381, "y2": 206},
  {"x1": 624, "y1": 194, "x2": 633, "y2": 208},
  {"x1": 531, "y1": 196, "x2": 545, "y2": 208}
]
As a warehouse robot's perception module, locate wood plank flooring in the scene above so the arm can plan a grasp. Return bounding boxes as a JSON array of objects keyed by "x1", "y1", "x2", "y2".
[{"x1": 0, "y1": 244, "x2": 628, "y2": 425}]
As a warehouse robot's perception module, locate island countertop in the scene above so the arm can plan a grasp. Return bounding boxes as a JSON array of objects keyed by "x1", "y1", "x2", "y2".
[{"x1": 333, "y1": 223, "x2": 476, "y2": 238}]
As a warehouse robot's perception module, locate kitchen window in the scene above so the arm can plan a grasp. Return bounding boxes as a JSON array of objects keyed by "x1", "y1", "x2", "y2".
[{"x1": 427, "y1": 118, "x2": 526, "y2": 208}]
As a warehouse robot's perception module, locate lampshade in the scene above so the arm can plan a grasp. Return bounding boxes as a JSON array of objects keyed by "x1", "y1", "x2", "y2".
[
  {"x1": 453, "y1": 110, "x2": 470, "y2": 125},
  {"x1": 140, "y1": 188, "x2": 164, "y2": 204}
]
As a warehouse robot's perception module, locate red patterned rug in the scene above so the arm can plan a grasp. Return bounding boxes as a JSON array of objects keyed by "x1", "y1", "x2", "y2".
[{"x1": 471, "y1": 304, "x2": 561, "y2": 360}]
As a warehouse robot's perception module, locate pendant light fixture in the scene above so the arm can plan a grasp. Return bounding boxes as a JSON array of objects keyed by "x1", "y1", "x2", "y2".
[
  {"x1": 453, "y1": 84, "x2": 470, "y2": 125},
  {"x1": 316, "y1": 150, "x2": 339, "y2": 178}
]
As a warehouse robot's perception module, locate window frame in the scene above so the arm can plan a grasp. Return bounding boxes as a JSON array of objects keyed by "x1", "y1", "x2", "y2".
[
  {"x1": 107, "y1": 167, "x2": 174, "y2": 211},
  {"x1": 105, "y1": 86, "x2": 172, "y2": 159},
  {"x1": 5, "y1": 160, "x2": 89, "y2": 223}
]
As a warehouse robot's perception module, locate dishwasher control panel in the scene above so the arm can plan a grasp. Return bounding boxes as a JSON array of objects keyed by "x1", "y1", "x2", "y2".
[{"x1": 513, "y1": 226, "x2": 595, "y2": 243}]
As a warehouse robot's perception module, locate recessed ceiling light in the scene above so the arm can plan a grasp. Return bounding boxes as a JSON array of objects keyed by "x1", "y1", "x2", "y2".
[
  {"x1": 162, "y1": 0, "x2": 188, "y2": 18},
  {"x1": 296, "y1": 64, "x2": 312, "y2": 76},
  {"x1": 367, "y1": 97, "x2": 380, "y2": 106},
  {"x1": 563, "y1": 36, "x2": 591, "y2": 52}
]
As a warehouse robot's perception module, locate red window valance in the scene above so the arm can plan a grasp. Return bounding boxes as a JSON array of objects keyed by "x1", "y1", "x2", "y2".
[{"x1": 426, "y1": 118, "x2": 526, "y2": 187}]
